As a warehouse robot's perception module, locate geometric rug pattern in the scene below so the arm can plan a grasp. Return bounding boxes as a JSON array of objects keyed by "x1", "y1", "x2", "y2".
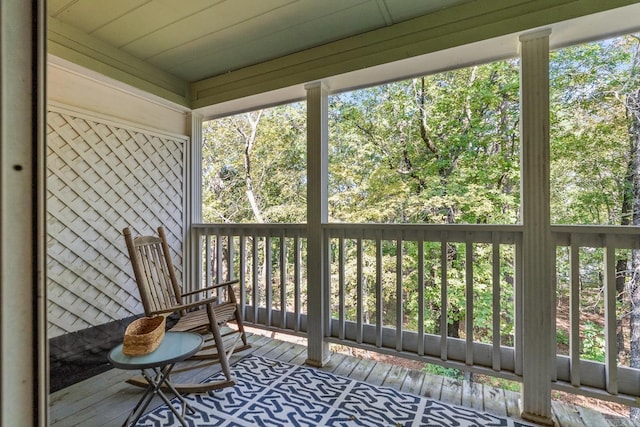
[{"x1": 138, "y1": 355, "x2": 536, "y2": 426}]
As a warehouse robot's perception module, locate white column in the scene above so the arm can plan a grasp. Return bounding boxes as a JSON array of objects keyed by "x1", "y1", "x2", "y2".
[
  {"x1": 305, "y1": 81, "x2": 331, "y2": 366},
  {"x1": 1, "y1": 0, "x2": 47, "y2": 425},
  {"x1": 185, "y1": 112, "x2": 203, "y2": 293},
  {"x1": 188, "y1": 112, "x2": 204, "y2": 225},
  {"x1": 519, "y1": 29, "x2": 554, "y2": 426}
]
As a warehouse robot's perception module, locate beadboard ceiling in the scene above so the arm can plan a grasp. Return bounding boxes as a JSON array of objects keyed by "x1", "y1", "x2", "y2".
[
  {"x1": 48, "y1": 0, "x2": 472, "y2": 82},
  {"x1": 47, "y1": 1, "x2": 640, "y2": 113}
]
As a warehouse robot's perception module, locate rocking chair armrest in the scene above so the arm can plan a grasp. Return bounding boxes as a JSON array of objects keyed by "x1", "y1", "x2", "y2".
[
  {"x1": 180, "y1": 279, "x2": 240, "y2": 297},
  {"x1": 148, "y1": 296, "x2": 219, "y2": 316}
]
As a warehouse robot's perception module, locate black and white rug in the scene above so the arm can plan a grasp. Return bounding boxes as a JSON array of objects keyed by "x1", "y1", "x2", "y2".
[{"x1": 138, "y1": 355, "x2": 535, "y2": 426}]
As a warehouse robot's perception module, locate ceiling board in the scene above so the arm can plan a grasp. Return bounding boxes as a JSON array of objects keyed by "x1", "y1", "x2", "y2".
[
  {"x1": 123, "y1": 0, "x2": 296, "y2": 60},
  {"x1": 91, "y1": 0, "x2": 222, "y2": 48},
  {"x1": 47, "y1": 0, "x2": 640, "y2": 113},
  {"x1": 50, "y1": 0, "x2": 150, "y2": 34},
  {"x1": 383, "y1": 0, "x2": 472, "y2": 22},
  {"x1": 160, "y1": 1, "x2": 392, "y2": 79},
  {"x1": 48, "y1": 0, "x2": 475, "y2": 82}
]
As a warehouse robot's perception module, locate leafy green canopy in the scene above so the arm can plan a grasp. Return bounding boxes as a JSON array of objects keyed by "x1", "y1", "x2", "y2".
[
  {"x1": 329, "y1": 61, "x2": 520, "y2": 224},
  {"x1": 550, "y1": 37, "x2": 638, "y2": 225},
  {"x1": 203, "y1": 35, "x2": 638, "y2": 227},
  {"x1": 203, "y1": 60, "x2": 523, "y2": 225}
]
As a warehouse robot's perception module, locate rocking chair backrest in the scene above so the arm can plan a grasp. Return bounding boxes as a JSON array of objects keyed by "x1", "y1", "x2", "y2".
[{"x1": 123, "y1": 227, "x2": 184, "y2": 316}]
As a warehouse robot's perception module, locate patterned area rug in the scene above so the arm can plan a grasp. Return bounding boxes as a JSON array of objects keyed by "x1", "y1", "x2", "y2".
[{"x1": 138, "y1": 355, "x2": 536, "y2": 426}]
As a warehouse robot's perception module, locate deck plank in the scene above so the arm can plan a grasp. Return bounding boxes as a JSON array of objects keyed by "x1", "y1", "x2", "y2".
[
  {"x1": 552, "y1": 400, "x2": 586, "y2": 427},
  {"x1": 462, "y1": 380, "x2": 484, "y2": 411},
  {"x1": 439, "y1": 376, "x2": 463, "y2": 406},
  {"x1": 347, "y1": 357, "x2": 377, "y2": 381},
  {"x1": 420, "y1": 372, "x2": 444, "y2": 400},
  {"x1": 382, "y1": 364, "x2": 408, "y2": 390},
  {"x1": 328, "y1": 352, "x2": 361, "y2": 377},
  {"x1": 49, "y1": 369, "x2": 131, "y2": 423},
  {"x1": 482, "y1": 384, "x2": 508, "y2": 417},
  {"x1": 577, "y1": 406, "x2": 614, "y2": 427},
  {"x1": 363, "y1": 361, "x2": 392, "y2": 386},
  {"x1": 323, "y1": 352, "x2": 349, "y2": 374},
  {"x1": 400, "y1": 368, "x2": 426, "y2": 395},
  {"x1": 49, "y1": 332, "x2": 634, "y2": 427},
  {"x1": 261, "y1": 339, "x2": 302, "y2": 360},
  {"x1": 504, "y1": 389, "x2": 521, "y2": 419}
]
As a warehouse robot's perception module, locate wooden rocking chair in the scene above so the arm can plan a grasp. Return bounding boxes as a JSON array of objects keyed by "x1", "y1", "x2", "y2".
[{"x1": 122, "y1": 226, "x2": 250, "y2": 392}]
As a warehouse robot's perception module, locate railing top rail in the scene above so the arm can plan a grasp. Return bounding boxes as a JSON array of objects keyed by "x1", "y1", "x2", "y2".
[
  {"x1": 195, "y1": 222, "x2": 525, "y2": 244},
  {"x1": 193, "y1": 222, "x2": 640, "y2": 247},
  {"x1": 552, "y1": 224, "x2": 640, "y2": 248},
  {"x1": 193, "y1": 223, "x2": 307, "y2": 231},
  {"x1": 325, "y1": 223, "x2": 523, "y2": 243},
  {"x1": 324, "y1": 223, "x2": 523, "y2": 232},
  {"x1": 551, "y1": 224, "x2": 640, "y2": 235}
]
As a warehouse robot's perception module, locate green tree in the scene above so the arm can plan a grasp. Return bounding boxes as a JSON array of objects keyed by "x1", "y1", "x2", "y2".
[
  {"x1": 202, "y1": 103, "x2": 307, "y2": 223},
  {"x1": 550, "y1": 35, "x2": 640, "y2": 419},
  {"x1": 328, "y1": 60, "x2": 520, "y2": 341}
]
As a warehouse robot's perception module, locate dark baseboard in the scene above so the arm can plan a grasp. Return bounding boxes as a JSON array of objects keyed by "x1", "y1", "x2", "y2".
[{"x1": 49, "y1": 315, "x2": 142, "y2": 393}]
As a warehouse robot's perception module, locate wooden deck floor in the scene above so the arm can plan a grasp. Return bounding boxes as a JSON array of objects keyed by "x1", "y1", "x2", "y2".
[{"x1": 49, "y1": 330, "x2": 637, "y2": 426}]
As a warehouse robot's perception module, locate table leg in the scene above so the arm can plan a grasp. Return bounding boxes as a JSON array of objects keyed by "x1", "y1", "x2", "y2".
[
  {"x1": 150, "y1": 367, "x2": 192, "y2": 426},
  {"x1": 121, "y1": 369, "x2": 162, "y2": 427},
  {"x1": 122, "y1": 363, "x2": 195, "y2": 427},
  {"x1": 162, "y1": 374, "x2": 196, "y2": 417}
]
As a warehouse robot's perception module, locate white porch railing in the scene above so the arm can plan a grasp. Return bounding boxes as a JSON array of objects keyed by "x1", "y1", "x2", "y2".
[
  {"x1": 552, "y1": 225, "x2": 640, "y2": 405},
  {"x1": 192, "y1": 223, "x2": 640, "y2": 406}
]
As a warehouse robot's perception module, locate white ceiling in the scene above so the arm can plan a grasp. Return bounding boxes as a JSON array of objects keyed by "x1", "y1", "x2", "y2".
[{"x1": 48, "y1": 0, "x2": 473, "y2": 82}]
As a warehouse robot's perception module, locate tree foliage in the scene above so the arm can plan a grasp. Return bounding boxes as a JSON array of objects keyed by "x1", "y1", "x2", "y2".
[{"x1": 202, "y1": 104, "x2": 307, "y2": 223}]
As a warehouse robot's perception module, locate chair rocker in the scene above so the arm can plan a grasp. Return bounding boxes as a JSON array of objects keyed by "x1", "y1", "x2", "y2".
[{"x1": 122, "y1": 226, "x2": 250, "y2": 393}]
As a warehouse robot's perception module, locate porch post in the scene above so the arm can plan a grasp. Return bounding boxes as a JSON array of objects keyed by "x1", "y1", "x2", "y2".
[
  {"x1": 185, "y1": 112, "x2": 203, "y2": 294},
  {"x1": 519, "y1": 29, "x2": 554, "y2": 425},
  {"x1": 0, "y1": 0, "x2": 47, "y2": 425},
  {"x1": 305, "y1": 81, "x2": 331, "y2": 366}
]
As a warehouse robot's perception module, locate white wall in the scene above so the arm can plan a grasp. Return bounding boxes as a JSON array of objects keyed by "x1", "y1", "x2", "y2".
[
  {"x1": 47, "y1": 59, "x2": 190, "y2": 338},
  {"x1": 48, "y1": 57, "x2": 188, "y2": 136}
]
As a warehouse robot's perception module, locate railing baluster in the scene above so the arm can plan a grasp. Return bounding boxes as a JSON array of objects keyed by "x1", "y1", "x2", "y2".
[
  {"x1": 215, "y1": 230, "x2": 223, "y2": 284},
  {"x1": 440, "y1": 232, "x2": 448, "y2": 361},
  {"x1": 465, "y1": 235, "x2": 474, "y2": 366},
  {"x1": 252, "y1": 234, "x2": 259, "y2": 324},
  {"x1": 338, "y1": 235, "x2": 346, "y2": 340},
  {"x1": 227, "y1": 232, "x2": 235, "y2": 282},
  {"x1": 396, "y1": 230, "x2": 403, "y2": 352},
  {"x1": 551, "y1": 243, "x2": 558, "y2": 382},
  {"x1": 604, "y1": 236, "x2": 618, "y2": 394},
  {"x1": 375, "y1": 231, "x2": 383, "y2": 347},
  {"x1": 418, "y1": 236, "x2": 425, "y2": 356},
  {"x1": 569, "y1": 235, "x2": 581, "y2": 387},
  {"x1": 280, "y1": 233, "x2": 287, "y2": 329},
  {"x1": 324, "y1": 229, "x2": 332, "y2": 339},
  {"x1": 239, "y1": 232, "x2": 246, "y2": 320},
  {"x1": 265, "y1": 234, "x2": 273, "y2": 327},
  {"x1": 492, "y1": 233, "x2": 501, "y2": 371},
  {"x1": 514, "y1": 231, "x2": 523, "y2": 376},
  {"x1": 356, "y1": 236, "x2": 363, "y2": 344},
  {"x1": 294, "y1": 235, "x2": 301, "y2": 332},
  {"x1": 205, "y1": 233, "x2": 212, "y2": 290}
]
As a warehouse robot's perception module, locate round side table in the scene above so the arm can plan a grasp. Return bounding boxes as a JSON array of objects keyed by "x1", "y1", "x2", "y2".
[{"x1": 108, "y1": 331, "x2": 204, "y2": 427}]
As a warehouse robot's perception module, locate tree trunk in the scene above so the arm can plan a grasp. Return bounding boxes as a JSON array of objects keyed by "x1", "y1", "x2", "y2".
[{"x1": 239, "y1": 110, "x2": 264, "y2": 223}]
